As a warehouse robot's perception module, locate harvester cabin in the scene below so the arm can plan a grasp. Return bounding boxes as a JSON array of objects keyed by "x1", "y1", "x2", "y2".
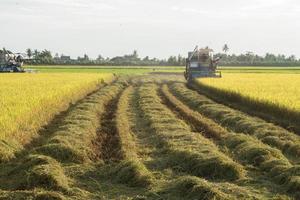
[{"x1": 188, "y1": 48, "x2": 213, "y2": 69}]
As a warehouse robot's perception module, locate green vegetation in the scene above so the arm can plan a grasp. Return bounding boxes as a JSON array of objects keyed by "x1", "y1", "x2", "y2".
[
  {"x1": 110, "y1": 160, "x2": 152, "y2": 188},
  {"x1": 216, "y1": 53, "x2": 300, "y2": 66},
  {"x1": 24, "y1": 49, "x2": 186, "y2": 66},
  {"x1": 0, "y1": 73, "x2": 113, "y2": 162},
  {"x1": 20, "y1": 47, "x2": 300, "y2": 66},
  {"x1": 1, "y1": 154, "x2": 69, "y2": 191},
  {"x1": 24, "y1": 65, "x2": 184, "y2": 74},
  {"x1": 220, "y1": 66, "x2": 300, "y2": 73},
  {"x1": 163, "y1": 176, "x2": 230, "y2": 200},
  {"x1": 170, "y1": 83, "x2": 300, "y2": 161},
  {"x1": 24, "y1": 65, "x2": 300, "y2": 75},
  {"x1": 113, "y1": 86, "x2": 153, "y2": 187},
  {"x1": 0, "y1": 74, "x2": 298, "y2": 199},
  {"x1": 162, "y1": 84, "x2": 300, "y2": 194},
  {"x1": 194, "y1": 74, "x2": 300, "y2": 133},
  {"x1": 138, "y1": 83, "x2": 244, "y2": 181}
]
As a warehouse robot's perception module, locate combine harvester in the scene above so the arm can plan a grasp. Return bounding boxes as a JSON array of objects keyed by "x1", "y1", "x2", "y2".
[
  {"x1": 184, "y1": 46, "x2": 222, "y2": 83},
  {"x1": 0, "y1": 49, "x2": 32, "y2": 73}
]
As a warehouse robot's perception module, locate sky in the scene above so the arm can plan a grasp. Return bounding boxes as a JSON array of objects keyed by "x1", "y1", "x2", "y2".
[{"x1": 1, "y1": 0, "x2": 300, "y2": 59}]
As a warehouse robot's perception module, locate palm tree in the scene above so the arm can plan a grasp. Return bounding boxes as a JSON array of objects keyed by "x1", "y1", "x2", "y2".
[
  {"x1": 26, "y1": 48, "x2": 32, "y2": 59},
  {"x1": 33, "y1": 49, "x2": 39, "y2": 58},
  {"x1": 223, "y1": 44, "x2": 229, "y2": 53},
  {"x1": 246, "y1": 51, "x2": 255, "y2": 64}
]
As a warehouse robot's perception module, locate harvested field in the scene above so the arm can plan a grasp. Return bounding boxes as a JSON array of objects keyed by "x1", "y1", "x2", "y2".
[{"x1": 0, "y1": 75, "x2": 299, "y2": 199}]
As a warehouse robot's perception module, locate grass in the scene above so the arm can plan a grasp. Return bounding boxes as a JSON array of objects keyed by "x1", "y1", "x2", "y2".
[
  {"x1": 113, "y1": 86, "x2": 153, "y2": 187},
  {"x1": 0, "y1": 190, "x2": 67, "y2": 200},
  {"x1": 161, "y1": 84, "x2": 226, "y2": 140},
  {"x1": 162, "y1": 176, "x2": 230, "y2": 200},
  {"x1": 31, "y1": 80, "x2": 127, "y2": 164},
  {"x1": 115, "y1": 86, "x2": 138, "y2": 160},
  {"x1": 24, "y1": 65, "x2": 184, "y2": 74},
  {"x1": 0, "y1": 79, "x2": 130, "y2": 199},
  {"x1": 110, "y1": 160, "x2": 153, "y2": 188},
  {"x1": 0, "y1": 73, "x2": 113, "y2": 162},
  {"x1": 195, "y1": 73, "x2": 300, "y2": 133},
  {"x1": 0, "y1": 154, "x2": 69, "y2": 191},
  {"x1": 168, "y1": 82, "x2": 300, "y2": 196},
  {"x1": 0, "y1": 74, "x2": 298, "y2": 199},
  {"x1": 138, "y1": 83, "x2": 244, "y2": 181},
  {"x1": 25, "y1": 155, "x2": 69, "y2": 191},
  {"x1": 25, "y1": 65, "x2": 300, "y2": 74},
  {"x1": 219, "y1": 66, "x2": 300, "y2": 74},
  {"x1": 170, "y1": 83, "x2": 300, "y2": 161},
  {"x1": 162, "y1": 84, "x2": 300, "y2": 195},
  {"x1": 137, "y1": 80, "x2": 293, "y2": 199}
]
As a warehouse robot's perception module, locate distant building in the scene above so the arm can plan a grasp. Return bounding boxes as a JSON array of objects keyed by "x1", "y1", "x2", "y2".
[{"x1": 60, "y1": 55, "x2": 71, "y2": 62}]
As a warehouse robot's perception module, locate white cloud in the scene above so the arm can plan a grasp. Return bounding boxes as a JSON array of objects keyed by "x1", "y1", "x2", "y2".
[{"x1": 0, "y1": 0, "x2": 300, "y2": 58}]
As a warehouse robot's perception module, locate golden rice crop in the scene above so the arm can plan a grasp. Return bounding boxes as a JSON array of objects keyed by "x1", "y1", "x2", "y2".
[
  {"x1": 0, "y1": 73, "x2": 113, "y2": 145},
  {"x1": 197, "y1": 73, "x2": 300, "y2": 112}
]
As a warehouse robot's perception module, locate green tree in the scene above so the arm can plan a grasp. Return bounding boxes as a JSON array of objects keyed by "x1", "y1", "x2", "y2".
[
  {"x1": 33, "y1": 49, "x2": 40, "y2": 58},
  {"x1": 288, "y1": 55, "x2": 296, "y2": 62},
  {"x1": 167, "y1": 56, "x2": 177, "y2": 65},
  {"x1": 38, "y1": 49, "x2": 53, "y2": 64},
  {"x1": 97, "y1": 54, "x2": 104, "y2": 61},
  {"x1": 83, "y1": 54, "x2": 89, "y2": 61},
  {"x1": 26, "y1": 48, "x2": 32, "y2": 59},
  {"x1": 223, "y1": 44, "x2": 229, "y2": 53},
  {"x1": 132, "y1": 50, "x2": 138, "y2": 59},
  {"x1": 143, "y1": 56, "x2": 149, "y2": 61}
]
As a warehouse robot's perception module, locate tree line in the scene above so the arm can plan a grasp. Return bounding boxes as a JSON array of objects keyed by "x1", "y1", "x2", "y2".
[
  {"x1": 23, "y1": 48, "x2": 300, "y2": 66},
  {"x1": 24, "y1": 49, "x2": 186, "y2": 66}
]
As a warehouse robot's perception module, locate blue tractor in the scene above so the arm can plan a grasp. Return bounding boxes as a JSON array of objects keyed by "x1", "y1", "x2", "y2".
[
  {"x1": 0, "y1": 49, "x2": 26, "y2": 73},
  {"x1": 184, "y1": 46, "x2": 221, "y2": 82}
]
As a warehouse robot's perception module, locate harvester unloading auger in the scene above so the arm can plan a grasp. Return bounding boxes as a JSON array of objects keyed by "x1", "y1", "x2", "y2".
[{"x1": 184, "y1": 46, "x2": 222, "y2": 82}]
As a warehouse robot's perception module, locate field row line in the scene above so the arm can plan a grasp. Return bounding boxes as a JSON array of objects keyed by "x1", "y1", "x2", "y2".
[
  {"x1": 161, "y1": 84, "x2": 300, "y2": 197},
  {"x1": 0, "y1": 79, "x2": 128, "y2": 199},
  {"x1": 192, "y1": 80, "x2": 300, "y2": 134},
  {"x1": 170, "y1": 83, "x2": 300, "y2": 163},
  {"x1": 136, "y1": 82, "x2": 261, "y2": 199},
  {"x1": 111, "y1": 86, "x2": 153, "y2": 187}
]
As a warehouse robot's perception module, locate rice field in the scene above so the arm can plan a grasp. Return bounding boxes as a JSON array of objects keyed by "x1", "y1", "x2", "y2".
[
  {"x1": 197, "y1": 73, "x2": 300, "y2": 111},
  {"x1": 0, "y1": 73, "x2": 113, "y2": 160},
  {"x1": 24, "y1": 65, "x2": 184, "y2": 74},
  {"x1": 195, "y1": 73, "x2": 300, "y2": 133},
  {"x1": 0, "y1": 72, "x2": 299, "y2": 200}
]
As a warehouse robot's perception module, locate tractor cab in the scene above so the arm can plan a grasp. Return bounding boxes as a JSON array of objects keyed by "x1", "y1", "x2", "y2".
[{"x1": 184, "y1": 46, "x2": 221, "y2": 82}]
